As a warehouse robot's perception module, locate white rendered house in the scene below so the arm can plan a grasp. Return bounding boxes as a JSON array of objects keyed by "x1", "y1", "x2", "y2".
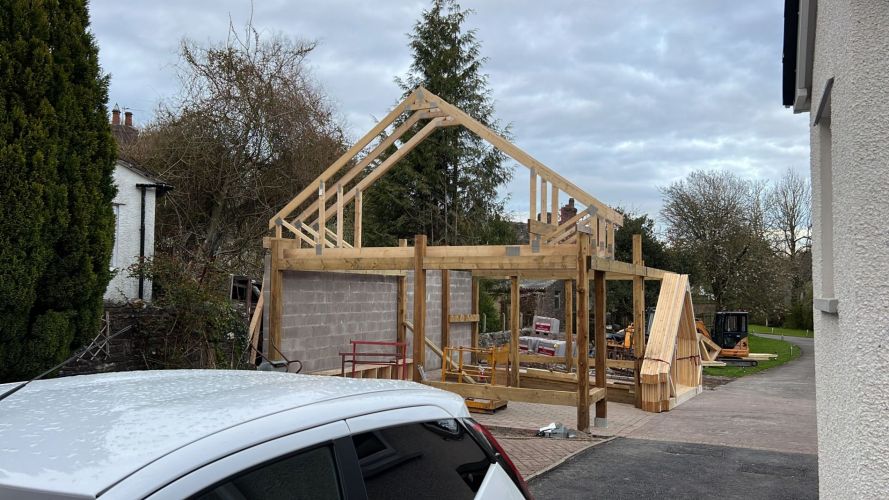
[
  {"x1": 783, "y1": 1, "x2": 889, "y2": 496},
  {"x1": 103, "y1": 108, "x2": 171, "y2": 303}
]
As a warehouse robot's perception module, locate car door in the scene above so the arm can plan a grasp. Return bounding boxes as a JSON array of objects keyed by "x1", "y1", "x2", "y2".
[
  {"x1": 345, "y1": 407, "x2": 524, "y2": 499},
  {"x1": 142, "y1": 420, "x2": 366, "y2": 500}
]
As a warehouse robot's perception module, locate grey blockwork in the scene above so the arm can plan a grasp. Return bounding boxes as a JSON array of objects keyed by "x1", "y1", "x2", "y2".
[{"x1": 264, "y1": 269, "x2": 472, "y2": 374}]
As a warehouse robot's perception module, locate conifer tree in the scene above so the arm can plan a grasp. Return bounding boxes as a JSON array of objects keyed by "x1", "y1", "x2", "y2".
[
  {"x1": 0, "y1": 0, "x2": 116, "y2": 381},
  {"x1": 364, "y1": 0, "x2": 513, "y2": 246}
]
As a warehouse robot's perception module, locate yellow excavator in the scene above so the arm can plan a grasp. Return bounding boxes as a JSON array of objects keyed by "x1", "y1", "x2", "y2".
[{"x1": 610, "y1": 310, "x2": 755, "y2": 366}]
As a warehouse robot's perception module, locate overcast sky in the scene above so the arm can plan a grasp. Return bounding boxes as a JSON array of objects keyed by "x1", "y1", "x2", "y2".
[{"x1": 90, "y1": 0, "x2": 809, "y2": 225}]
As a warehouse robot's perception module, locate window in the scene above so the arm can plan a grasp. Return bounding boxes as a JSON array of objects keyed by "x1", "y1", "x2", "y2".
[
  {"x1": 554, "y1": 290, "x2": 561, "y2": 310},
  {"x1": 818, "y1": 118, "x2": 835, "y2": 300},
  {"x1": 353, "y1": 419, "x2": 490, "y2": 499},
  {"x1": 193, "y1": 445, "x2": 342, "y2": 500}
]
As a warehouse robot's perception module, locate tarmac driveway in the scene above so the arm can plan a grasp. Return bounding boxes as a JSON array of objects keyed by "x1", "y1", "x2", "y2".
[{"x1": 531, "y1": 335, "x2": 819, "y2": 499}]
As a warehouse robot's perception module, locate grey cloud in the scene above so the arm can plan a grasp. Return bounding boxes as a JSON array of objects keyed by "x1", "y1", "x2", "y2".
[{"x1": 89, "y1": 0, "x2": 809, "y2": 223}]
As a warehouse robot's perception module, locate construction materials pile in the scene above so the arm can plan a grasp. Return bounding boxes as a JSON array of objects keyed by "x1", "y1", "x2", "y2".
[{"x1": 640, "y1": 273, "x2": 703, "y2": 413}]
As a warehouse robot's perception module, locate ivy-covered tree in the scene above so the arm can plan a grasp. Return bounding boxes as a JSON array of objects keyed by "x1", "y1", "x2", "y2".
[
  {"x1": 363, "y1": 0, "x2": 514, "y2": 246},
  {"x1": 0, "y1": 0, "x2": 116, "y2": 382}
]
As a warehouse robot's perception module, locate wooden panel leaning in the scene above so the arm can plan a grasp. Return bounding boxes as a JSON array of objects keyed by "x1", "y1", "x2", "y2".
[{"x1": 639, "y1": 273, "x2": 703, "y2": 412}]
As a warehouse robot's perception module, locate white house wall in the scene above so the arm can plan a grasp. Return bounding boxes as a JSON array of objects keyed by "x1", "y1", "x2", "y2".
[
  {"x1": 104, "y1": 162, "x2": 157, "y2": 302},
  {"x1": 809, "y1": 1, "x2": 889, "y2": 496}
]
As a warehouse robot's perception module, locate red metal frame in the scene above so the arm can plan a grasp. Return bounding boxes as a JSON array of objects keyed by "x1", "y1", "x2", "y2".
[{"x1": 340, "y1": 340, "x2": 409, "y2": 380}]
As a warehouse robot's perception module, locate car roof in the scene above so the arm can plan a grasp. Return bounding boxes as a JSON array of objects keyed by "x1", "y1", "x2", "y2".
[{"x1": 0, "y1": 370, "x2": 464, "y2": 498}]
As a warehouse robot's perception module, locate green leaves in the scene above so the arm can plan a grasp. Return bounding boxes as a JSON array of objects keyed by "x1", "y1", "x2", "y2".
[{"x1": 0, "y1": 0, "x2": 116, "y2": 382}]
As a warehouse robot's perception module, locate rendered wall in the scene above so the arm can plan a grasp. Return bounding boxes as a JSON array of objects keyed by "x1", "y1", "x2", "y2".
[
  {"x1": 267, "y1": 270, "x2": 472, "y2": 374},
  {"x1": 809, "y1": 1, "x2": 889, "y2": 496},
  {"x1": 104, "y1": 162, "x2": 157, "y2": 302}
]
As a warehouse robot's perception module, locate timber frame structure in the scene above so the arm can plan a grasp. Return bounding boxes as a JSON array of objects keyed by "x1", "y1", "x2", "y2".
[{"x1": 263, "y1": 87, "x2": 673, "y2": 431}]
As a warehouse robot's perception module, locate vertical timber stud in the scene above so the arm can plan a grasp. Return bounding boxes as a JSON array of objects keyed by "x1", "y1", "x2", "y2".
[
  {"x1": 354, "y1": 190, "x2": 363, "y2": 248},
  {"x1": 412, "y1": 235, "x2": 427, "y2": 382},
  {"x1": 471, "y1": 277, "x2": 480, "y2": 364},
  {"x1": 336, "y1": 185, "x2": 344, "y2": 247},
  {"x1": 441, "y1": 270, "x2": 450, "y2": 356},
  {"x1": 551, "y1": 185, "x2": 559, "y2": 225},
  {"x1": 632, "y1": 234, "x2": 646, "y2": 408},
  {"x1": 316, "y1": 181, "x2": 326, "y2": 251},
  {"x1": 530, "y1": 169, "x2": 537, "y2": 222},
  {"x1": 540, "y1": 179, "x2": 548, "y2": 223},
  {"x1": 564, "y1": 279, "x2": 574, "y2": 371},
  {"x1": 397, "y1": 239, "x2": 408, "y2": 346},
  {"x1": 576, "y1": 236, "x2": 591, "y2": 432},
  {"x1": 595, "y1": 268, "x2": 607, "y2": 427},
  {"x1": 269, "y1": 238, "x2": 283, "y2": 361},
  {"x1": 509, "y1": 276, "x2": 520, "y2": 387}
]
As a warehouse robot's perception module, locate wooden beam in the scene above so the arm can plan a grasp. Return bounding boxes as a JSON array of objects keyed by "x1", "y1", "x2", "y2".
[
  {"x1": 528, "y1": 219, "x2": 557, "y2": 237},
  {"x1": 540, "y1": 179, "x2": 548, "y2": 223},
  {"x1": 293, "y1": 110, "x2": 442, "y2": 224},
  {"x1": 441, "y1": 270, "x2": 450, "y2": 355},
  {"x1": 576, "y1": 236, "x2": 591, "y2": 432},
  {"x1": 449, "y1": 313, "x2": 480, "y2": 323},
  {"x1": 595, "y1": 268, "x2": 607, "y2": 424},
  {"x1": 426, "y1": 381, "x2": 605, "y2": 407},
  {"x1": 314, "y1": 117, "x2": 446, "y2": 224},
  {"x1": 269, "y1": 239, "x2": 283, "y2": 361},
  {"x1": 544, "y1": 209, "x2": 589, "y2": 242},
  {"x1": 397, "y1": 239, "x2": 408, "y2": 346},
  {"x1": 316, "y1": 181, "x2": 326, "y2": 248},
  {"x1": 632, "y1": 234, "x2": 646, "y2": 408},
  {"x1": 509, "y1": 276, "x2": 520, "y2": 387},
  {"x1": 354, "y1": 190, "x2": 362, "y2": 248},
  {"x1": 551, "y1": 184, "x2": 559, "y2": 226},
  {"x1": 565, "y1": 279, "x2": 574, "y2": 371},
  {"x1": 336, "y1": 185, "x2": 343, "y2": 247},
  {"x1": 268, "y1": 91, "x2": 415, "y2": 228},
  {"x1": 471, "y1": 277, "x2": 480, "y2": 364},
  {"x1": 413, "y1": 235, "x2": 427, "y2": 382},
  {"x1": 247, "y1": 287, "x2": 264, "y2": 365},
  {"x1": 530, "y1": 169, "x2": 537, "y2": 222},
  {"x1": 424, "y1": 87, "x2": 623, "y2": 226}
]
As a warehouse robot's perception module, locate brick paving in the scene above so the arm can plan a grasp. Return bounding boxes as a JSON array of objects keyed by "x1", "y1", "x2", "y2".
[
  {"x1": 474, "y1": 400, "x2": 654, "y2": 438},
  {"x1": 476, "y1": 400, "x2": 653, "y2": 479},
  {"x1": 487, "y1": 429, "x2": 605, "y2": 479}
]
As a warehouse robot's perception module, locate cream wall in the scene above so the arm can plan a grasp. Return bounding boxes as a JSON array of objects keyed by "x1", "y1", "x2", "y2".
[
  {"x1": 808, "y1": 1, "x2": 889, "y2": 496},
  {"x1": 104, "y1": 162, "x2": 157, "y2": 302}
]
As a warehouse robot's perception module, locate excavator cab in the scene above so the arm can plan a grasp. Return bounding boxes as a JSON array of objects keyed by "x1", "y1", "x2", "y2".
[{"x1": 713, "y1": 312, "x2": 747, "y2": 349}]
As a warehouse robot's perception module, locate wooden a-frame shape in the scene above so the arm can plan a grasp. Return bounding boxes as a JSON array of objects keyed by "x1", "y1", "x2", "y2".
[{"x1": 269, "y1": 86, "x2": 624, "y2": 250}]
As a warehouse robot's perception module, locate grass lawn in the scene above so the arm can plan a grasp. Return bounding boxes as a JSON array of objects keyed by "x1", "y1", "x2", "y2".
[
  {"x1": 703, "y1": 334, "x2": 801, "y2": 378},
  {"x1": 749, "y1": 324, "x2": 814, "y2": 338}
]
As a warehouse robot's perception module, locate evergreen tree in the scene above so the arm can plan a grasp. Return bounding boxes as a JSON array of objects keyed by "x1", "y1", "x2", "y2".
[
  {"x1": 0, "y1": 0, "x2": 116, "y2": 381},
  {"x1": 364, "y1": 0, "x2": 513, "y2": 246},
  {"x1": 609, "y1": 210, "x2": 671, "y2": 326}
]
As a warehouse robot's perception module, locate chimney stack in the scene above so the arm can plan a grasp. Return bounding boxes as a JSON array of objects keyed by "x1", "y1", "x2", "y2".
[
  {"x1": 559, "y1": 198, "x2": 577, "y2": 225},
  {"x1": 124, "y1": 111, "x2": 133, "y2": 127},
  {"x1": 111, "y1": 106, "x2": 121, "y2": 125}
]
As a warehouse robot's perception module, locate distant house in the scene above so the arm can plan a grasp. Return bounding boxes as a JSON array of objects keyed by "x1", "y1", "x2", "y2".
[
  {"x1": 783, "y1": 1, "x2": 889, "y2": 496},
  {"x1": 104, "y1": 107, "x2": 171, "y2": 303}
]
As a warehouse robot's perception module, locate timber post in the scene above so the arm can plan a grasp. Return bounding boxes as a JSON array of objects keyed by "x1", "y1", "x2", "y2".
[
  {"x1": 576, "y1": 235, "x2": 591, "y2": 432},
  {"x1": 595, "y1": 268, "x2": 607, "y2": 427},
  {"x1": 412, "y1": 235, "x2": 427, "y2": 382},
  {"x1": 396, "y1": 239, "x2": 408, "y2": 346},
  {"x1": 632, "y1": 234, "x2": 646, "y2": 408},
  {"x1": 509, "y1": 275, "x2": 520, "y2": 387}
]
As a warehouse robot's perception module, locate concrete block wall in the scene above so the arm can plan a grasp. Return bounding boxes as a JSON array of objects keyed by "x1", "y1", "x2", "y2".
[
  {"x1": 264, "y1": 269, "x2": 472, "y2": 374},
  {"x1": 405, "y1": 271, "x2": 473, "y2": 370}
]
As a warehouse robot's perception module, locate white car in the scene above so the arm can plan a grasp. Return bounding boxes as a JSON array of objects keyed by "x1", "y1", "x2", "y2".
[{"x1": 0, "y1": 370, "x2": 531, "y2": 499}]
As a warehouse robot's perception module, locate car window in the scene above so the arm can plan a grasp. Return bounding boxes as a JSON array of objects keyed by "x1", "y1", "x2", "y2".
[
  {"x1": 192, "y1": 444, "x2": 342, "y2": 500},
  {"x1": 352, "y1": 419, "x2": 491, "y2": 500}
]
